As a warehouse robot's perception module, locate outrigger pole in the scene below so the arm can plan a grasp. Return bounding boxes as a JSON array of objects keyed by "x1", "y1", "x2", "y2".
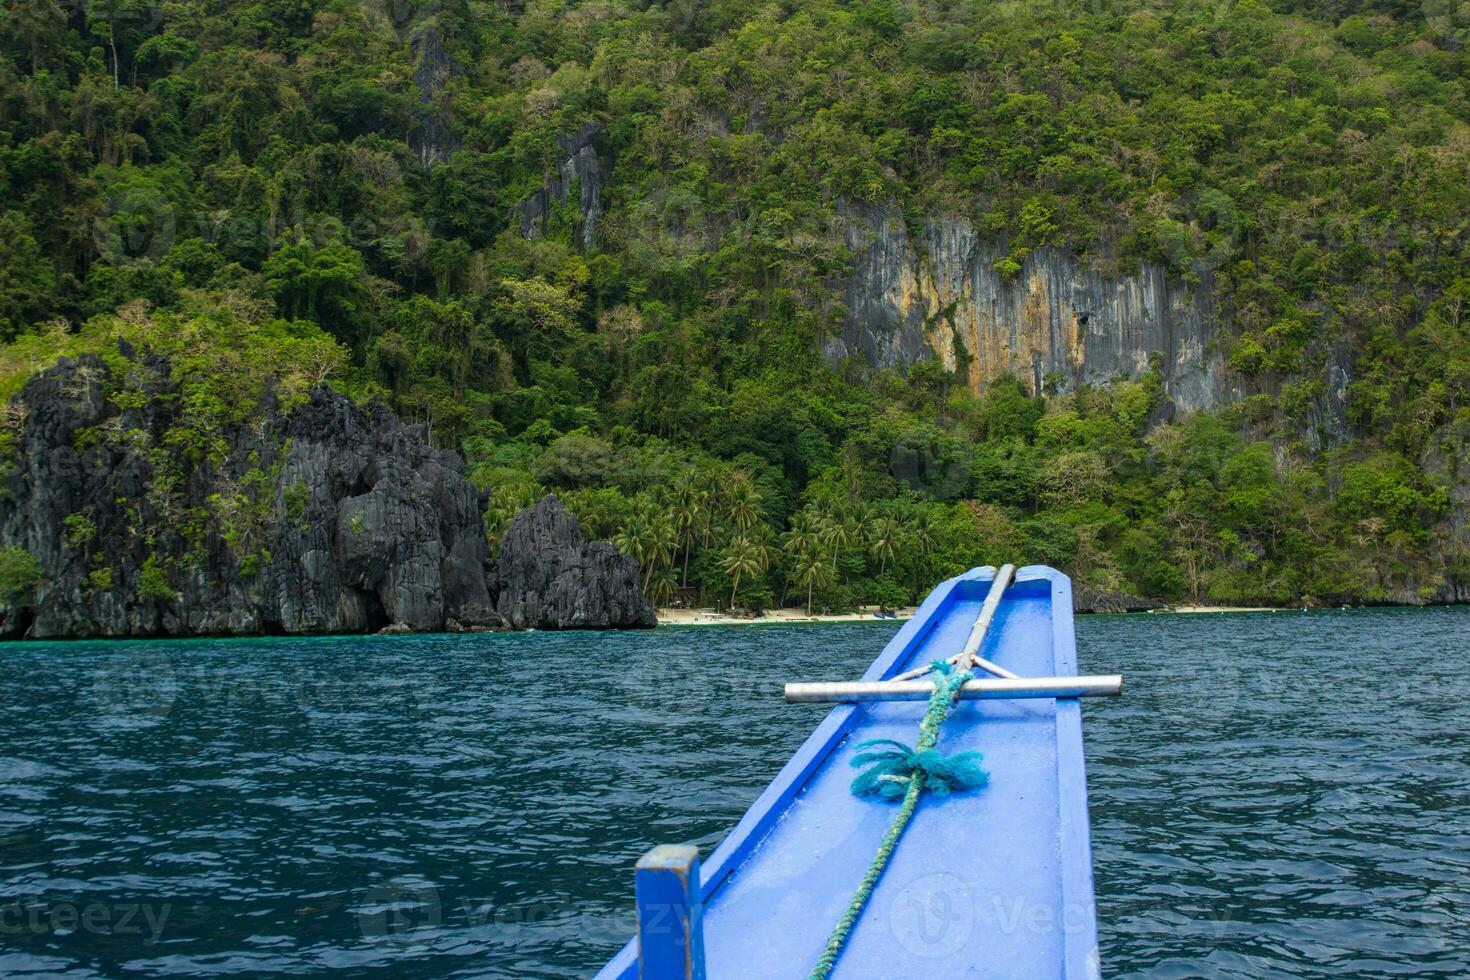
[
  {"x1": 887, "y1": 562, "x2": 1019, "y2": 682},
  {"x1": 784, "y1": 674, "x2": 1122, "y2": 703},
  {"x1": 782, "y1": 564, "x2": 1124, "y2": 704}
]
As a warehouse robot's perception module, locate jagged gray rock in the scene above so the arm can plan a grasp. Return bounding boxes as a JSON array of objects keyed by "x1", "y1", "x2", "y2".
[
  {"x1": 491, "y1": 495, "x2": 656, "y2": 630},
  {"x1": 1072, "y1": 585, "x2": 1168, "y2": 615},
  {"x1": 825, "y1": 200, "x2": 1231, "y2": 412},
  {"x1": 0, "y1": 355, "x2": 655, "y2": 638},
  {"x1": 512, "y1": 123, "x2": 605, "y2": 249}
]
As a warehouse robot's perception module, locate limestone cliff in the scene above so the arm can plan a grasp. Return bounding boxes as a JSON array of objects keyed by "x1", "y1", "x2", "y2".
[
  {"x1": 409, "y1": 24, "x2": 459, "y2": 169},
  {"x1": 513, "y1": 123, "x2": 605, "y2": 249},
  {"x1": 825, "y1": 201, "x2": 1232, "y2": 412},
  {"x1": 0, "y1": 355, "x2": 653, "y2": 639}
]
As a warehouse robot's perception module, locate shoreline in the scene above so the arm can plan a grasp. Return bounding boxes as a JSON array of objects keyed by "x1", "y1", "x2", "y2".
[
  {"x1": 654, "y1": 603, "x2": 1304, "y2": 626},
  {"x1": 0, "y1": 602, "x2": 1436, "y2": 643}
]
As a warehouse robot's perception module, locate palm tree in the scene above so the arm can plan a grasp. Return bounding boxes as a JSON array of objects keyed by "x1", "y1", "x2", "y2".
[
  {"x1": 748, "y1": 525, "x2": 777, "y2": 574},
  {"x1": 615, "y1": 519, "x2": 651, "y2": 582},
  {"x1": 791, "y1": 552, "x2": 832, "y2": 615},
  {"x1": 728, "y1": 477, "x2": 763, "y2": 533},
  {"x1": 819, "y1": 512, "x2": 855, "y2": 576},
  {"x1": 903, "y1": 508, "x2": 938, "y2": 593},
  {"x1": 695, "y1": 471, "x2": 724, "y2": 552},
  {"x1": 869, "y1": 517, "x2": 903, "y2": 576},
  {"x1": 672, "y1": 483, "x2": 705, "y2": 586},
  {"x1": 643, "y1": 514, "x2": 678, "y2": 593},
  {"x1": 646, "y1": 565, "x2": 679, "y2": 608},
  {"x1": 782, "y1": 510, "x2": 821, "y2": 557},
  {"x1": 909, "y1": 510, "x2": 936, "y2": 552},
  {"x1": 720, "y1": 536, "x2": 763, "y2": 609}
]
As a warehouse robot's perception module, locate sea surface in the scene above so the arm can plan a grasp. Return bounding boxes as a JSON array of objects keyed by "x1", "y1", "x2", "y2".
[{"x1": 1, "y1": 607, "x2": 1467, "y2": 978}]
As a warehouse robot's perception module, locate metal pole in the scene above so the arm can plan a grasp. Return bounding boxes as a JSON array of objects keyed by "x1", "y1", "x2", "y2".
[
  {"x1": 784, "y1": 675, "x2": 1122, "y2": 704},
  {"x1": 889, "y1": 563, "x2": 1018, "y2": 682}
]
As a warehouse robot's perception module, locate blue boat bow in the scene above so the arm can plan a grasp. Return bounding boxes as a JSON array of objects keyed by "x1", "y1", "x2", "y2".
[{"x1": 596, "y1": 565, "x2": 1104, "y2": 979}]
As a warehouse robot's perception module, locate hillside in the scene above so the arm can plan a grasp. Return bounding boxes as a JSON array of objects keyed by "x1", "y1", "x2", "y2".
[{"x1": 1, "y1": 0, "x2": 1467, "y2": 612}]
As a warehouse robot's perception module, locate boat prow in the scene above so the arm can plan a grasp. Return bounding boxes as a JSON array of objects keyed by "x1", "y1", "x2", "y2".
[{"x1": 596, "y1": 565, "x2": 1105, "y2": 979}]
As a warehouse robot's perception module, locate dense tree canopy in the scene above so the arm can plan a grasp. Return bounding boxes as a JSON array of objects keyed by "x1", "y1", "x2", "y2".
[{"x1": 1, "y1": 0, "x2": 1467, "y2": 608}]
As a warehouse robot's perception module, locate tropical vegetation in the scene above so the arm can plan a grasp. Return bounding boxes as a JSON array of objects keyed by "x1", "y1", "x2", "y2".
[{"x1": 1, "y1": 0, "x2": 1467, "y2": 610}]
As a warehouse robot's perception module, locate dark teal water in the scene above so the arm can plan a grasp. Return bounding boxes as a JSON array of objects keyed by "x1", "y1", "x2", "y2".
[{"x1": 1, "y1": 608, "x2": 1467, "y2": 978}]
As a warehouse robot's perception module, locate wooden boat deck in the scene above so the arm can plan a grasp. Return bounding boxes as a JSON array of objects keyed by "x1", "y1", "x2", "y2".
[{"x1": 596, "y1": 565, "x2": 1100, "y2": 979}]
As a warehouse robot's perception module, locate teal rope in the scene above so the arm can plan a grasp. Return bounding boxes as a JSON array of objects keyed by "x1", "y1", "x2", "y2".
[{"x1": 807, "y1": 662, "x2": 988, "y2": 980}]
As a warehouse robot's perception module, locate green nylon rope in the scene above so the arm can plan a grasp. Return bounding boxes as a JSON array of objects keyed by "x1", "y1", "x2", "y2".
[{"x1": 807, "y1": 662, "x2": 989, "y2": 980}]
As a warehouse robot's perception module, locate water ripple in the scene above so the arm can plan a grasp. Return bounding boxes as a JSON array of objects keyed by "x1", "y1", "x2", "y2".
[{"x1": 1, "y1": 609, "x2": 1467, "y2": 977}]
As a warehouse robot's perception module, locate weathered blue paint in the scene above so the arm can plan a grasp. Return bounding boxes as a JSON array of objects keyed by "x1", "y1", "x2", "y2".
[
  {"x1": 635, "y1": 844, "x2": 706, "y2": 980},
  {"x1": 597, "y1": 566, "x2": 1102, "y2": 979}
]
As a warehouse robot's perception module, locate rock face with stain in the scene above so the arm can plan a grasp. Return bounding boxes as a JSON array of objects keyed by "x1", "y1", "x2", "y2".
[
  {"x1": 513, "y1": 123, "x2": 605, "y2": 249},
  {"x1": 825, "y1": 201, "x2": 1231, "y2": 412}
]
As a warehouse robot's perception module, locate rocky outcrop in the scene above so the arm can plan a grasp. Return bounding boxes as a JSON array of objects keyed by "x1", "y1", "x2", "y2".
[
  {"x1": 1302, "y1": 344, "x2": 1354, "y2": 451},
  {"x1": 408, "y1": 24, "x2": 459, "y2": 168},
  {"x1": 826, "y1": 201, "x2": 1232, "y2": 412},
  {"x1": 1072, "y1": 585, "x2": 1168, "y2": 615},
  {"x1": 0, "y1": 354, "x2": 653, "y2": 639},
  {"x1": 491, "y1": 496, "x2": 656, "y2": 630},
  {"x1": 513, "y1": 123, "x2": 605, "y2": 249},
  {"x1": 1391, "y1": 426, "x2": 1470, "y2": 605}
]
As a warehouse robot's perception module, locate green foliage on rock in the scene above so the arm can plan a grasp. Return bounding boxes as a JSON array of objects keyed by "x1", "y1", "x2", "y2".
[
  {"x1": 63, "y1": 515, "x2": 98, "y2": 549},
  {"x1": 137, "y1": 555, "x2": 178, "y2": 604},
  {"x1": 0, "y1": 547, "x2": 43, "y2": 604}
]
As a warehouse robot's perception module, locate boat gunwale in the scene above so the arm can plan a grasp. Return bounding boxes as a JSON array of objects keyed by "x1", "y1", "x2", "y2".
[{"x1": 595, "y1": 564, "x2": 1099, "y2": 979}]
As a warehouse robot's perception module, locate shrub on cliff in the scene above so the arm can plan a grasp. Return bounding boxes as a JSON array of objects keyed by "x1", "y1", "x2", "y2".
[
  {"x1": 137, "y1": 556, "x2": 178, "y2": 604},
  {"x1": 0, "y1": 547, "x2": 42, "y2": 605}
]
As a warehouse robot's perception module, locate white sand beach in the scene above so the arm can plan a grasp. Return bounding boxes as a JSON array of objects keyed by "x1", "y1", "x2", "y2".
[{"x1": 655, "y1": 606, "x2": 916, "y2": 626}]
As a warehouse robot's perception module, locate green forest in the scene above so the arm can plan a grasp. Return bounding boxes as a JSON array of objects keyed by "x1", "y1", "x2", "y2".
[{"x1": 2, "y1": 0, "x2": 1468, "y2": 610}]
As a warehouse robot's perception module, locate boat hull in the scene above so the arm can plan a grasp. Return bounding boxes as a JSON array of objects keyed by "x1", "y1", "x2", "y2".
[{"x1": 596, "y1": 565, "x2": 1101, "y2": 979}]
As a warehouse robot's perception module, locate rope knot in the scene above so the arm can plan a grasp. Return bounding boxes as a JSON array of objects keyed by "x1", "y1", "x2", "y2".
[
  {"x1": 848, "y1": 660, "x2": 989, "y2": 802},
  {"x1": 850, "y1": 739, "x2": 989, "y2": 800}
]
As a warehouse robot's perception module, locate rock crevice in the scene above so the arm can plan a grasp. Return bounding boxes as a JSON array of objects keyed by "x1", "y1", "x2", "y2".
[{"x1": 409, "y1": 24, "x2": 460, "y2": 168}]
